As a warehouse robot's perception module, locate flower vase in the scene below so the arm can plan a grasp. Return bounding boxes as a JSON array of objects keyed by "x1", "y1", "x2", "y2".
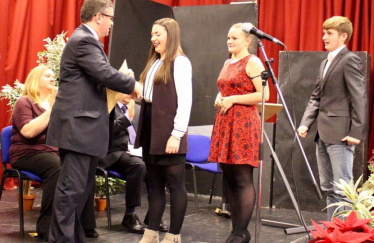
[
  {"x1": 17, "y1": 194, "x2": 36, "y2": 211},
  {"x1": 95, "y1": 198, "x2": 107, "y2": 211}
]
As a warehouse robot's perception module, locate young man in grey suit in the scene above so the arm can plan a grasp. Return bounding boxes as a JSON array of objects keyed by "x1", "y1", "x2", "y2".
[
  {"x1": 46, "y1": 0, "x2": 142, "y2": 242},
  {"x1": 297, "y1": 16, "x2": 367, "y2": 220}
]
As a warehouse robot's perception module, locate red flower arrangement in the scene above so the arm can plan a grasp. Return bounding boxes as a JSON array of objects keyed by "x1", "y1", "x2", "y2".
[{"x1": 309, "y1": 211, "x2": 374, "y2": 243}]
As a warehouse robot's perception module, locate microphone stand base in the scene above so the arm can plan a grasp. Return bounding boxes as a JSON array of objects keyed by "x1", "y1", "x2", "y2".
[{"x1": 261, "y1": 219, "x2": 316, "y2": 235}]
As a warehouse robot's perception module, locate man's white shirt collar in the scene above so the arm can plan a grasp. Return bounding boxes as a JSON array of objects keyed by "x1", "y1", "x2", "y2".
[
  {"x1": 83, "y1": 24, "x2": 99, "y2": 40},
  {"x1": 329, "y1": 45, "x2": 346, "y2": 61}
]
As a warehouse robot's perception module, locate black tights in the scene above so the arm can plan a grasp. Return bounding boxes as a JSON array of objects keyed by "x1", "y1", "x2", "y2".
[
  {"x1": 146, "y1": 163, "x2": 187, "y2": 234},
  {"x1": 221, "y1": 164, "x2": 256, "y2": 236}
]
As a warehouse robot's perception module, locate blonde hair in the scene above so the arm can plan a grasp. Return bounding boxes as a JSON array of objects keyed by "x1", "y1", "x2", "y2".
[
  {"x1": 22, "y1": 65, "x2": 50, "y2": 107},
  {"x1": 231, "y1": 23, "x2": 253, "y2": 52},
  {"x1": 323, "y1": 16, "x2": 353, "y2": 44},
  {"x1": 139, "y1": 18, "x2": 184, "y2": 85}
]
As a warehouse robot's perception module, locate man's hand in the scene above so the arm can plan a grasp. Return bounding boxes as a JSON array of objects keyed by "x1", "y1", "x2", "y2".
[
  {"x1": 297, "y1": 126, "x2": 308, "y2": 138},
  {"x1": 131, "y1": 81, "x2": 143, "y2": 100},
  {"x1": 123, "y1": 68, "x2": 134, "y2": 78},
  {"x1": 341, "y1": 136, "x2": 361, "y2": 145}
]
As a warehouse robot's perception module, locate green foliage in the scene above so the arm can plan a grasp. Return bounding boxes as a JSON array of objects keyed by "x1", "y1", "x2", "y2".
[
  {"x1": 0, "y1": 32, "x2": 67, "y2": 111},
  {"x1": 95, "y1": 176, "x2": 125, "y2": 199},
  {"x1": 0, "y1": 80, "x2": 24, "y2": 111},
  {"x1": 326, "y1": 175, "x2": 374, "y2": 226},
  {"x1": 37, "y1": 31, "x2": 68, "y2": 83}
]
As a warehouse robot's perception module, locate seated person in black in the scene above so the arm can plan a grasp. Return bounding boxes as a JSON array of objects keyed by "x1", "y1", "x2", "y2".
[{"x1": 98, "y1": 94, "x2": 146, "y2": 233}]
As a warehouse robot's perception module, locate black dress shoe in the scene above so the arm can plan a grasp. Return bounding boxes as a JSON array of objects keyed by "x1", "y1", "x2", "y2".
[
  {"x1": 144, "y1": 214, "x2": 169, "y2": 232},
  {"x1": 158, "y1": 218, "x2": 169, "y2": 232},
  {"x1": 84, "y1": 229, "x2": 99, "y2": 238},
  {"x1": 121, "y1": 213, "x2": 145, "y2": 234},
  {"x1": 38, "y1": 232, "x2": 48, "y2": 242}
]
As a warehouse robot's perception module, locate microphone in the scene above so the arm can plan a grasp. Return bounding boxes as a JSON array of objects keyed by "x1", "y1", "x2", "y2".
[{"x1": 242, "y1": 23, "x2": 284, "y2": 46}]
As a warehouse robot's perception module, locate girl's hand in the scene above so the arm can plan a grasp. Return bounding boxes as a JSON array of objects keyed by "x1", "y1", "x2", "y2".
[
  {"x1": 127, "y1": 99, "x2": 135, "y2": 120},
  {"x1": 214, "y1": 93, "x2": 222, "y2": 109},
  {"x1": 165, "y1": 136, "x2": 181, "y2": 154},
  {"x1": 49, "y1": 88, "x2": 58, "y2": 109},
  {"x1": 219, "y1": 96, "x2": 234, "y2": 115}
]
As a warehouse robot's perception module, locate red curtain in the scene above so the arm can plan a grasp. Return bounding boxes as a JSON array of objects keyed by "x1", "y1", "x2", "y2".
[{"x1": 0, "y1": 0, "x2": 373, "y2": 175}]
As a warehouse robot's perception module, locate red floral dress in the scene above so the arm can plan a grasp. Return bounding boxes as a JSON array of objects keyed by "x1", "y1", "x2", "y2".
[{"x1": 209, "y1": 55, "x2": 261, "y2": 166}]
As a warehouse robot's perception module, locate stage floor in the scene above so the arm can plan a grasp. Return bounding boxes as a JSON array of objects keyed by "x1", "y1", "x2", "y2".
[{"x1": 0, "y1": 187, "x2": 325, "y2": 243}]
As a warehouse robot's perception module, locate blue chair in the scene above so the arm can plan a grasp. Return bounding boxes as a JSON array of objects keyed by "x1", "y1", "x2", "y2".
[
  {"x1": 95, "y1": 167, "x2": 126, "y2": 231},
  {"x1": 185, "y1": 134, "x2": 222, "y2": 211},
  {"x1": 0, "y1": 125, "x2": 43, "y2": 238}
]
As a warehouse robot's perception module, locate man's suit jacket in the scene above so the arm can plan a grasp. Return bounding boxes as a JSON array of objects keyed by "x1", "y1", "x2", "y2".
[
  {"x1": 47, "y1": 25, "x2": 136, "y2": 157},
  {"x1": 99, "y1": 104, "x2": 140, "y2": 168},
  {"x1": 300, "y1": 47, "x2": 367, "y2": 144}
]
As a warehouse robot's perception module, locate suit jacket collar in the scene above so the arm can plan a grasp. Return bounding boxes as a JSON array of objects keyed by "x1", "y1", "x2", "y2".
[
  {"x1": 321, "y1": 46, "x2": 349, "y2": 89},
  {"x1": 82, "y1": 24, "x2": 99, "y2": 40},
  {"x1": 78, "y1": 24, "x2": 108, "y2": 62}
]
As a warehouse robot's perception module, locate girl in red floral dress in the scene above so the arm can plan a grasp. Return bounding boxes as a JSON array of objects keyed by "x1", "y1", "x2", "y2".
[{"x1": 209, "y1": 23, "x2": 270, "y2": 243}]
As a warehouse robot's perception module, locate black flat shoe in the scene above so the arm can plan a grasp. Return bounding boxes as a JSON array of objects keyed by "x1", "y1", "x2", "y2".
[
  {"x1": 121, "y1": 213, "x2": 145, "y2": 234},
  {"x1": 84, "y1": 229, "x2": 99, "y2": 238}
]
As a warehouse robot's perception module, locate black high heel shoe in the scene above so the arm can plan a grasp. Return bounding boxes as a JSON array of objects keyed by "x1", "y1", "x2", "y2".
[
  {"x1": 230, "y1": 232, "x2": 251, "y2": 243},
  {"x1": 225, "y1": 231, "x2": 234, "y2": 243}
]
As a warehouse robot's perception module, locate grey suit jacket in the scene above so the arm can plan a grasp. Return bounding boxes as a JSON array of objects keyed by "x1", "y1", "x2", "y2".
[
  {"x1": 47, "y1": 24, "x2": 136, "y2": 157},
  {"x1": 300, "y1": 47, "x2": 367, "y2": 144},
  {"x1": 99, "y1": 104, "x2": 140, "y2": 168}
]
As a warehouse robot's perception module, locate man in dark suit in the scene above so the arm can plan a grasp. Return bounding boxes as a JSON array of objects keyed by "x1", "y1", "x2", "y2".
[
  {"x1": 46, "y1": 0, "x2": 142, "y2": 242},
  {"x1": 98, "y1": 94, "x2": 146, "y2": 234},
  {"x1": 297, "y1": 16, "x2": 367, "y2": 220}
]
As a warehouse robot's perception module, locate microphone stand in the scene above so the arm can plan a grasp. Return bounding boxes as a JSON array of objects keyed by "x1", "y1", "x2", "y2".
[{"x1": 253, "y1": 41, "x2": 323, "y2": 242}]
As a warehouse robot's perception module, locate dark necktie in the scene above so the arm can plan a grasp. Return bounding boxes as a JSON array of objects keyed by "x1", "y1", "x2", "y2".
[{"x1": 121, "y1": 105, "x2": 136, "y2": 145}]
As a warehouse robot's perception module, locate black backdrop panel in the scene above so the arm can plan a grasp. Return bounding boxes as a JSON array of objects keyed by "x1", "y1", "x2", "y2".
[
  {"x1": 110, "y1": 1, "x2": 258, "y2": 126},
  {"x1": 173, "y1": 4, "x2": 258, "y2": 125},
  {"x1": 274, "y1": 51, "x2": 371, "y2": 211},
  {"x1": 109, "y1": 0, "x2": 172, "y2": 76}
]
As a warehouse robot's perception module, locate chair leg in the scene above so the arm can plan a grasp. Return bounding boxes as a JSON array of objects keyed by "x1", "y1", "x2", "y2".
[
  {"x1": 0, "y1": 173, "x2": 7, "y2": 200},
  {"x1": 104, "y1": 171, "x2": 112, "y2": 231},
  {"x1": 191, "y1": 165, "x2": 199, "y2": 211},
  {"x1": 209, "y1": 174, "x2": 217, "y2": 204},
  {"x1": 18, "y1": 173, "x2": 24, "y2": 238}
]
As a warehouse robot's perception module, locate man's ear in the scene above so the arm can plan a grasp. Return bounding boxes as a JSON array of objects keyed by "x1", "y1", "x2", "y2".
[
  {"x1": 341, "y1": 32, "x2": 348, "y2": 42},
  {"x1": 94, "y1": 14, "x2": 102, "y2": 25}
]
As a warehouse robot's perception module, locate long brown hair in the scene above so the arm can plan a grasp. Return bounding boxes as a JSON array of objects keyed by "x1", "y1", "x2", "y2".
[{"x1": 139, "y1": 18, "x2": 184, "y2": 85}]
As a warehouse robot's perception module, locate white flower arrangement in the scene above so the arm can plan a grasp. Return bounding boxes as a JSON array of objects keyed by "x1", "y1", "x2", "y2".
[
  {"x1": 37, "y1": 31, "x2": 68, "y2": 83},
  {"x1": 0, "y1": 32, "x2": 68, "y2": 111},
  {"x1": 0, "y1": 80, "x2": 24, "y2": 111}
]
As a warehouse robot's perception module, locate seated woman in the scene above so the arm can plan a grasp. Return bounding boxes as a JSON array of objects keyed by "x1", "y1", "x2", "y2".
[{"x1": 9, "y1": 65, "x2": 96, "y2": 241}]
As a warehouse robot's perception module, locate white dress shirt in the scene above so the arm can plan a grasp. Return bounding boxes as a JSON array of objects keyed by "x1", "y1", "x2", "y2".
[{"x1": 143, "y1": 55, "x2": 192, "y2": 139}]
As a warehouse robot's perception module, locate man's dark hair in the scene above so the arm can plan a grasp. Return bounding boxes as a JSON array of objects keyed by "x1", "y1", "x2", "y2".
[{"x1": 80, "y1": 0, "x2": 114, "y2": 23}]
